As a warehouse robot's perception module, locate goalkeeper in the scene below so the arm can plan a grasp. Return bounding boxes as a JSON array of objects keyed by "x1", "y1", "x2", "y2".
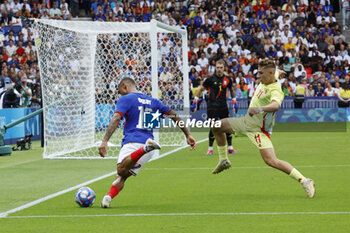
[
  {"x1": 191, "y1": 60, "x2": 238, "y2": 156},
  {"x1": 210, "y1": 59, "x2": 315, "y2": 198}
]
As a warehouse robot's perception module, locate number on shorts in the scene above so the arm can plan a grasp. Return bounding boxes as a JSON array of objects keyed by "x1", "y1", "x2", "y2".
[{"x1": 254, "y1": 134, "x2": 261, "y2": 144}]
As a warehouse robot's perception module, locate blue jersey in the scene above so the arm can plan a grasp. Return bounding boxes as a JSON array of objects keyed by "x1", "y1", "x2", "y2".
[{"x1": 115, "y1": 92, "x2": 171, "y2": 146}]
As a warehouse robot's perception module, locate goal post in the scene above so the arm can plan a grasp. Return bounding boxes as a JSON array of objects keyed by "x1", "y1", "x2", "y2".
[{"x1": 33, "y1": 19, "x2": 189, "y2": 159}]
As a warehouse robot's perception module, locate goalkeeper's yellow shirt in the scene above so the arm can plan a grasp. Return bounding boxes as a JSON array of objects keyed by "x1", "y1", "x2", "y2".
[{"x1": 244, "y1": 80, "x2": 284, "y2": 134}]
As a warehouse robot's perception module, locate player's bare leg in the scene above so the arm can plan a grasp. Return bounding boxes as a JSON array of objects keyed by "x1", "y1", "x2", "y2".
[
  {"x1": 259, "y1": 148, "x2": 315, "y2": 198},
  {"x1": 101, "y1": 139, "x2": 162, "y2": 207},
  {"x1": 209, "y1": 128, "x2": 236, "y2": 155},
  {"x1": 259, "y1": 148, "x2": 294, "y2": 174},
  {"x1": 208, "y1": 130, "x2": 235, "y2": 155},
  {"x1": 211, "y1": 119, "x2": 235, "y2": 174}
]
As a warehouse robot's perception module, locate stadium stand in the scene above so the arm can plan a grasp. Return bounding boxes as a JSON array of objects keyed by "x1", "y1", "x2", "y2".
[{"x1": 0, "y1": 0, "x2": 350, "y2": 109}]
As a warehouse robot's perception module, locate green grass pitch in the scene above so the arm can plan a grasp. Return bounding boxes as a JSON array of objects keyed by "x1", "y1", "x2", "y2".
[{"x1": 1, "y1": 122, "x2": 350, "y2": 233}]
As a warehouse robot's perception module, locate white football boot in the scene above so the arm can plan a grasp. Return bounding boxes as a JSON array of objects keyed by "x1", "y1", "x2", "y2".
[
  {"x1": 101, "y1": 195, "x2": 112, "y2": 208},
  {"x1": 144, "y1": 138, "x2": 162, "y2": 152},
  {"x1": 302, "y1": 178, "x2": 315, "y2": 198},
  {"x1": 212, "y1": 159, "x2": 231, "y2": 174}
]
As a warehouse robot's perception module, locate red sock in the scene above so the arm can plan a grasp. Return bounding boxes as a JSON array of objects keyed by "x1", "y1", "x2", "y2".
[
  {"x1": 107, "y1": 185, "x2": 120, "y2": 199},
  {"x1": 130, "y1": 147, "x2": 146, "y2": 162}
]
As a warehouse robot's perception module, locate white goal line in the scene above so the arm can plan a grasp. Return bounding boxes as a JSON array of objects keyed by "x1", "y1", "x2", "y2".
[
  {"x1": 143, "y1": 164, "x2": 350, "y2": 170},
  {"x1": 6, "y1": 211, "x2": 350, "y2": 218}
]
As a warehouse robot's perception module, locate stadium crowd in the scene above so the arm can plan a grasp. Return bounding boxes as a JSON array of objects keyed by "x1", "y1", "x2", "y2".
[{"x1": 1, "y1": 0, "x2": 350, "y2": 108}]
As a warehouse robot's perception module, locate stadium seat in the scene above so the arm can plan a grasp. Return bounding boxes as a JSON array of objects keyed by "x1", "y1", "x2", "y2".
[
  {"x1": 3, "y1": 26, "x2": 11, "y2": 36},
  {"x1": 12, "y1": 26, "x2": 22, "y2": 36}
]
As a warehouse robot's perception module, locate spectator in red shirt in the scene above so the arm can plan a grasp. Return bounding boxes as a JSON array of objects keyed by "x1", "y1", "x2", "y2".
[
  {"x1": 297, "y1": 0, "x2": 307, "y2": 12},
  {"x1": 2, "y1": 49, "x2": 9, "y2": 62},
  {"x1": 16, "y1": 41, "x2": 25, "y2": 56}
]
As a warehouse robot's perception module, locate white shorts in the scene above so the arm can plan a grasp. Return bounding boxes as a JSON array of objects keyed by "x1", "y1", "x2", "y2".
[{"x1": 117, "y1": 143, "x2": 155, "y2": 176}]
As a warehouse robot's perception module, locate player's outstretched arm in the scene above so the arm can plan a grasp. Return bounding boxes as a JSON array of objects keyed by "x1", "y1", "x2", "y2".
[
  {"x1": 167, "y1": 110, "x2": 196, "y2": 150},
  {"x1": 229, "y1": 85, "x2": 236, "y2": 100},
  {"x1": 98, "y1": 112, "x2": 122, "y2": 157},
  {"x1": 229, "y1": 85, "x2": 238, "y2": 114}
]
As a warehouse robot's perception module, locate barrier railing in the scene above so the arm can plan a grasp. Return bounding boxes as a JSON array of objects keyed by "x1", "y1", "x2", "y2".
[{"x1": 225, "y1": 97, "x2": 339, "y2": 109}]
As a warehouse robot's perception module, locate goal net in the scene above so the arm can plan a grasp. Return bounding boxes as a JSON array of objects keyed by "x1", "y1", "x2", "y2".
[{"x1": 33, "y1": 19, "x2": 189, "y2": 159}]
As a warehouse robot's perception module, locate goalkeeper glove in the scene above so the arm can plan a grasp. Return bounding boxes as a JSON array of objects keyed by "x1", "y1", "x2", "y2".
[
  {"x1": 232, "y1": 98, "x2": 238, "y2": 114},
  {"x1": 190, "y1": 96, "x2": 199, "y2": 112}
]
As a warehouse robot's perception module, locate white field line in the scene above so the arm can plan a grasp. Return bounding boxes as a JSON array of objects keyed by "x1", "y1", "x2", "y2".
[
  {"x1": 149, "y1": 138, "x2": 208, "y2": 162},
  {"x1": 0, "y1": 139, "x2": 207, "y2": 218},
  {"x1": 144, "y1": 164, "x2": 350, "y2": 171},
  {"x1": 0, "y1": 171, "x2": 116, "y2": 218},
  {"x1": 6, "y1": 212, "x2": 350, "y2": 218}
]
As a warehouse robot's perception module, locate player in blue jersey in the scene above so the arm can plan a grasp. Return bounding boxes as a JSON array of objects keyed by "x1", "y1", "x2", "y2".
[{"x1": 99, "y1": 77, "x2": 196, "y2": 208}]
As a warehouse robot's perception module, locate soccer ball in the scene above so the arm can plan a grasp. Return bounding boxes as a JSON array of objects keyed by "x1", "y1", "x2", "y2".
[{"x1": 75, "y1": 187, "x2": 96, "y2": 207}]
